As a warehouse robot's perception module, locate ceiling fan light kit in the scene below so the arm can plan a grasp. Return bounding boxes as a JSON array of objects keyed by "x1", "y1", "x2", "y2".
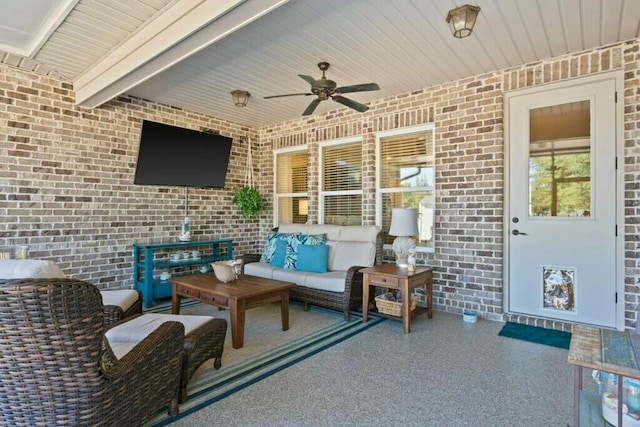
[
  {"x1": 264, "y1": 62, "x2": 380, "y2": 116},
  {"x1": 446, "y1": 4, "x2": 481, "y2": 38}
]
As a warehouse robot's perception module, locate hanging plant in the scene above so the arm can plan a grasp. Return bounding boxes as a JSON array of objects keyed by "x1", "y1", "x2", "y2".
[
  {"x1": 232, "y1": 136, "x2": 264, "y2": 219},
  {"x1": 232, "y1": 186, "x2": 264, "y2": 219}
]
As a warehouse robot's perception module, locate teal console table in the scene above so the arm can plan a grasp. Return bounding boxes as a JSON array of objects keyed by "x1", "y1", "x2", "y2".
[{"x1": 133, "y1": 239, "x2": 233, "y2": 308}]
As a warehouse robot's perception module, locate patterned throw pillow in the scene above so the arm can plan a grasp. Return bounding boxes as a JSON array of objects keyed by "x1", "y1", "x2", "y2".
[
  {"x1": 259, "y1": 231, "x2": 289, "y2": 263},
  {"x1": 283, "y1": 233, "x2": 327, "y2": 270}
]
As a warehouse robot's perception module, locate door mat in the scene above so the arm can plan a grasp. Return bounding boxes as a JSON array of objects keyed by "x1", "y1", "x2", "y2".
[{"x1": 498, "y1": 322, "x2": 571, "y2": 349}]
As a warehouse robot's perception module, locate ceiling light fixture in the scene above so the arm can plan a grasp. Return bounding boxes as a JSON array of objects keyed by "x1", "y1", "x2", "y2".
[
  {"x1": 231, "y1": 90, "x2": 251, "y2": 107},
  {"x1": 446, "y1": 4, "x2": 481, "y2": 38}
]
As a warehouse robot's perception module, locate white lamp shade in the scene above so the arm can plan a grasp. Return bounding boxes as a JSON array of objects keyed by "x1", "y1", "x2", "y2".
[{"x1": 389, "y1": 208, "x2": 419, "y2": 237}]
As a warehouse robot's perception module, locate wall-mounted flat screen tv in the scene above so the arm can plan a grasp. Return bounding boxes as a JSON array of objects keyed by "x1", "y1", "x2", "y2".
[{"x1": 134, "y1": 120, "x2": 233, "y2": 188}]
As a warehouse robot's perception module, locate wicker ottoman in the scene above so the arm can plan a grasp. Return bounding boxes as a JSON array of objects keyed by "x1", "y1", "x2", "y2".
[{"x1": 105, "y1": 313, "x2": 227, "y2": 403}]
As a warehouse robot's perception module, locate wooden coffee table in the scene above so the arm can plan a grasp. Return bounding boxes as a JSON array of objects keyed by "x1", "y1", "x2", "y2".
[{"x1": 170, "y1": 273, "x2": 294, "y2": 349}]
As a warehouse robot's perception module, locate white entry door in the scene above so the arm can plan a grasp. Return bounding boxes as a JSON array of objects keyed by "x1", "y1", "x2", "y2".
[{"x1": 506, "y1": 75, "x2": 618, "y2": 328}]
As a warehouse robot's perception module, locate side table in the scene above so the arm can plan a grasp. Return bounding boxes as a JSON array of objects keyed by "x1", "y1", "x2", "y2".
[
  {"x1": 568, "y1": 325, "x2": 640, "y2": 426},
  {"x1": 361, "y1": 264, "x2": 434, "y2": 333}
]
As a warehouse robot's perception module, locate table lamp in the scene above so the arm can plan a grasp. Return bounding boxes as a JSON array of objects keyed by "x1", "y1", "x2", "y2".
[{"x1": 389, "y1": 207, "x2": 419, "y2": 268}]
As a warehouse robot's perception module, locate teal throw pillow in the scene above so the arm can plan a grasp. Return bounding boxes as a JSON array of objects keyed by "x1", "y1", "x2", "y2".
[
  {"x1": 295, "y1": 244, "x2": 329, "y2": 273},
  {"x1": 283, "y1": 233, "x2": 327, "y2": 270},
  {"x1": 269, "y1": 239, "x2": 287, "y2": 267}
]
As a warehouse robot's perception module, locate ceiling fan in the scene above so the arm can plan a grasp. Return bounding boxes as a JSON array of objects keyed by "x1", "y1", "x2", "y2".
[{"x1": 264, "y1": 62, "x2": 380, "y2": 116}]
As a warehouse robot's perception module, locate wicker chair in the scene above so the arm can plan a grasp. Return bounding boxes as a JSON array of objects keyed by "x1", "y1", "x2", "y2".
[
  {"x1": 0, "y1": 259, "x2": 143, "y2": 329},
  {"x1": 0, "y1": 278, "x2": 185, "y2": 426},
  {"x1": 102, "y1": 289, "x2": 143, "y2": 328}
]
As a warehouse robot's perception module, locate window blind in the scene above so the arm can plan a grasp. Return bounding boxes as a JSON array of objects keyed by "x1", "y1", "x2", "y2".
[
  {"x1": 321, "y1": 141, "x2": 362, "y2": 225},
  {"x1": 322, "y1": 142, "x2": 362, "y2": 192},
  {"x1": 380, "y1": 131, "x2": 434, "y2": 189},
  {"x1": 275, "y1": 150, "x2": 308, "y2": 224}
]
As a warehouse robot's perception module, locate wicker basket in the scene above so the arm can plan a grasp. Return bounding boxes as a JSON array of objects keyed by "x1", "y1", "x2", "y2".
[{"x1": 375, "y1": 295, "x2": 418, "y2": 317}]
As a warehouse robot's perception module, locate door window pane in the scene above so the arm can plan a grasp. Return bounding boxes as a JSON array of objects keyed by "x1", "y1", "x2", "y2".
[{"x1": 529, "y1": 101, "x2": 591, "y2": 217}]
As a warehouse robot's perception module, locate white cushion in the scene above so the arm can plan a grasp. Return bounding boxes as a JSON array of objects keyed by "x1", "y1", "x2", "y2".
[
  {"x1": 330, "y1": 241, "x2": 377, "y2": 271},
  {"x1": 0, "y1": 259, "x2": 65, "y2": 279},
  {"x1": 303, "y1": 271, "x2": 348, "y2": 293},
  {"x1": 101, "y1": 289, "x2": 139, "y2": 311},
  {"x1": 338, "y1": 225, "x2": 380, "y2": 242},
  {"x1": 244, "y1": 262, "x2": 277, "y2": 279},
  {"x1": 108, "y1": 342, "x2": 137, "y2": 360},
  {"x1": 272, "y1": 268, "x2": 307, "y2": 286},
  {"x1": 106, "y1": 313, "x2": 213, "y2": 344}
]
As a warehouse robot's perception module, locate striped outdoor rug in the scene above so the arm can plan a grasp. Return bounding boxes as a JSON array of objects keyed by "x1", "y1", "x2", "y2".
[{"x1": 145, "y1": 299, "x2": 384, "y2": 426}]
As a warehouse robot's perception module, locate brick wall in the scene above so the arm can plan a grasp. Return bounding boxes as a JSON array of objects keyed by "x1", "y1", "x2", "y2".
[
  {"x1": 261, "y1": 38, "x2": 640, "y2": 327},
  {"x1": 2, "y1": 38, "x2": 639, "y2": 328},
  {"x1": 0, "y1": 65, "x2": 267, "y2": 288}
]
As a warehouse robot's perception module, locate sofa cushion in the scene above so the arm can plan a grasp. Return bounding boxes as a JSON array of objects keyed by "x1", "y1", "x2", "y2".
[
  {"x1": 331, "y1": 241, "x2": 377, "y2": 271},
  {"x1": 0, "y1": 259, "x2": 65, "y2": 279},
  {"x1": 278, "y1": 224, "x2": 342, "y2": 240},
  {"x1": 106, "y1": 313, "x2": 212, "y2": 343},
  {"x1": 295, "y1": 244, "x2": 328, "y2": 273},
  {"x1": 244, "y1": 262, "x2": 278, "y2": 279},
  {"x1": 302, "y1": 270, "x2": 348, "y2": 293},
  {"x1": 338, "y1": 225, "x2": 381, "y2": 242},
  {"x1": 272, "y1": 268, "x2": 307, "y2": 286}
]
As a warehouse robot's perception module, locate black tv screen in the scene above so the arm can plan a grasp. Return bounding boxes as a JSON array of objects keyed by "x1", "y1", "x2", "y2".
[{"x1": 134, "y1": 120, "x2": 233, "y2": 188}]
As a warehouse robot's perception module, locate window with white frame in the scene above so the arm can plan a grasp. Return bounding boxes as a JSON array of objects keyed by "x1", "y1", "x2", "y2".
[
  {"x1": 274, "y1": 147, "x2": 308, "y2": 226},
  {"x1": 376, "y1": 124, "x2": 435, "y2": 251},
  {"x1": 319, "y1": 137, "x2": 362, "y2": 225}
]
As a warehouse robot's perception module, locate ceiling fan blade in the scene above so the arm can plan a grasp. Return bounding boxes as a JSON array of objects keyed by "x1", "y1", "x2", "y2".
[
  {"x1": 335, "y1": 83, "x2": 380, "y2": 94},
  {"x1": 332, "y1": 95, "x2": 369, "y2": 113},
  {"x1": 298, "y1": 74, "x2": 316, "y2": 86},
  {"x1": 302, "y1": 98, "x2": 322, "y2": 116},
  {"x1": 264, "y1": 93, "x2": 313, "y2": 99}
]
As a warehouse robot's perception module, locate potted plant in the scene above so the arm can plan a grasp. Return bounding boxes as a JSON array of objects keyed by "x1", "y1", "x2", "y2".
[{"x1": 232, "y1": 186, "x2": 264, "y2": 219}]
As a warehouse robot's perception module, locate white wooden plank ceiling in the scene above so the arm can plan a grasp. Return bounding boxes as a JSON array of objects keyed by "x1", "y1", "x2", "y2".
[{"x1": 0, "y1": 0, "x2": 638, "y2": 128}]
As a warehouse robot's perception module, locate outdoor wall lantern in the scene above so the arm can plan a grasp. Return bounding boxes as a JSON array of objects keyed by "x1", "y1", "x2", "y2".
[
  {"x1": 231, "y1": 90, "x2": 251, "y2": 107},
  {"x1": 446, "y1": 4, "x2": 481, "y2": 38}
]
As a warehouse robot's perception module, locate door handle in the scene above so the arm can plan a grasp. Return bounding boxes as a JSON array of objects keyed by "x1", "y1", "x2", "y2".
[{"x1": 512, "y1": 229, "x2": 528, "y2": 236}]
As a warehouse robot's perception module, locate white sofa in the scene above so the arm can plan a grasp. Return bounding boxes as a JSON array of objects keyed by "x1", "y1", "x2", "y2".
[{"x1": 242, "y1": 224, "x2": 384, "y2": 319}]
